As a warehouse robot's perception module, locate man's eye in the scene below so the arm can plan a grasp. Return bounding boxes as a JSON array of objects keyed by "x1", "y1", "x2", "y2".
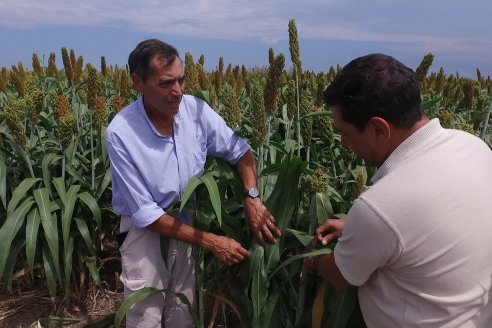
[{"x1": 159, "y1": 78, "x2": 185, "y2": 88}]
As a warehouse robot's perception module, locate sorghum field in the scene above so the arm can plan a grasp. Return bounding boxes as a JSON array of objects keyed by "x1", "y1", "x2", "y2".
[{"x1": 1, "y1": 20, "x2": 491, "y2": 327}]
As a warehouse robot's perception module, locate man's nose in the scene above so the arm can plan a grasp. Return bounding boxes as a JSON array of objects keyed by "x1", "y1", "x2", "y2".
[{"x1": 171, "y1": 80, "x2": 184, "y2": 95}]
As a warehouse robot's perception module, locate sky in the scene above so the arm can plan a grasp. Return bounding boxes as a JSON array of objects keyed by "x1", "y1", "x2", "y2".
[{"x1": 0, "y1": 0, "x2": 491, "y2": 78}]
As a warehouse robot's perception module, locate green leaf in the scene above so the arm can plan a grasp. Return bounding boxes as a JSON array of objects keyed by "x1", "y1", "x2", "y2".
[
  {"x1": 114, "y1": 287, "x2": 162, "y2": 328},
  {"x1": 180, "y1": 176, "x2": 202, "y2": 212},
  {"x1": 312, "y1": 192, "x2": 334, "y2": 227},
  {"x1": 322, "y1": 286, "x2": 359, "y2": 328},
  {"x1": 327, "y1": 185, "x2": 344, "y2": 203},
  {"x1": 96, "y1": 167, "x2": 111, "y2": 200},
  {"x1": 78, "y1": 192, "x2": 102, "y2": 232},
  {"x1": 194, "y1": 90, "x2": 210, "y2": 103},
  {"x1": 74, "y1": 217, "x2": 96, "y2": 254},
  {"x1": 422, "y1": 97, "x2": 441, "y2": 111},
  {"x1": 267, "y1": 247, "x2": 333, "y2": 279},
  {"x1": 6, "y1": 138, "x2": 33, "y2": 177},
  {"x1": 264, "y1": 155, "x2": 304, "y2": 273},
  {"x1": 0, "y1": 154, "x2": 6, "y2": 209},
  {"x1": 114, "y1": 287, "x2": 198, "y2": 328},
  {"x1": 38, "y1": 317, "x2": 81, "y2": 324},
  {"x1": 41, "y1": 153, "x2": 61, "y2": 195},
  {"x1": 52, "y1": 177, "x2": 67, "y2": 205},
  {"x1": 200, "y1": 172, "x2": 222, "y2": 225},
  {"x1": 4, "y1": 239, "x2": 25, "y2": 292},
  {"x1": 42, "y1": 242, "x2": 57, "y2": 297},
  {"x1": 85, "y1": 256, "x2": 101, "y2": 286},
  {"x1": 34, "y1": 188, "x2": 61, "y2": 285},
  {"x1": 258, "y1": 162, "x2": 282, "y2": 178},
  {"x1": 64, "y1": 237, "x2": 74, "y2": 291},
  {"x1": 7, "y1": 178, "x2": 41, "y2": 215},
  {"x1": 65, "y1": 164, "x2": 91, "y2": 188},
  {"x1": 61, "y1": 185, "x2": 81, "y2": 255},
  {"x1": 26, "y1": 208, "x2": 41, "y2": 272},
  {"x1": 0, "y1": 197, "x2": 34, "y2": 278},
  {"x1": 285, "y1": 229, "x2": 314, "y2": 248},
  {"x1": 220, "y1": 211, "x2": 248, "y2": 246},
  {"x1": 247, "y1": 242, "x2": 267, "y2": 327},
  {"x1": 261, "y1": 289, "x2": 281, "y2": 327}
]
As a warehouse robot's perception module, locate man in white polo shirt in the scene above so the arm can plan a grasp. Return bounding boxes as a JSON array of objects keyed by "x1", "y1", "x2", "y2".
[
  {"x1": 305, "y1": 53, "x2": 492, "y2": 327},
  {"x1": 106, "y1": 39, "x2": 281, "y2": 327}
]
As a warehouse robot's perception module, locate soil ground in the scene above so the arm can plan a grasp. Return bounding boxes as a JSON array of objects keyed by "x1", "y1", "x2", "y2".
[
  {"x1": 0, "y1": 282, "x2": 123, "y2": 328},
  {"x1": 0, "y1": 236, "x2": 238, "y2": 328},
  {"x1": 0, "y1": 237, "x2": 124, "y2": 328}
]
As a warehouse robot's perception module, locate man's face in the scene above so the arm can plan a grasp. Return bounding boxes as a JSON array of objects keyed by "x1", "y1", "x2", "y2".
[
  {"x1": 332, "y1": 105, "x2": 383, "y2": 167},
  {"x1": 133, "y1": 56, "x2": 185, "y2": 117}
]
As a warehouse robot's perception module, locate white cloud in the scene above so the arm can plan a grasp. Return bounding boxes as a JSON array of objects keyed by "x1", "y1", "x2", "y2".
[{"x1": 0, "y1": 0, "x2": 490, "y2": 58}]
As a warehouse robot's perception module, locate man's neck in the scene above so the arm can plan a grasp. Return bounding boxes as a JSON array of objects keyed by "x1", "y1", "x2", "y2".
[
  {"x1": 144, "y1": 102, "x2": 174, "y2": 136},
  {"x1": 381, "y1": 116, "x2": 431, "y2": 165}
]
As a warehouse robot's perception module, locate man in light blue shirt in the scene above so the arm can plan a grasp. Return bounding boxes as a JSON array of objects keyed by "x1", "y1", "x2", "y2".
[{"x1": 106, "y1": 39, "x2": 280, "y2": 327}]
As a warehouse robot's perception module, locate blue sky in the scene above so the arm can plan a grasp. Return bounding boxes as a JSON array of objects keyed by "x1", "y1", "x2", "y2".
[{"x1": 1, "y1": 0, "x2": 491, "y2": 78}]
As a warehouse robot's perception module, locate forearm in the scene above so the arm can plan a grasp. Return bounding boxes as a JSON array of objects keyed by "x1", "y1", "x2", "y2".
[
  {"x1": 147, "y1": 213, "x2": 217, "y2": 252},
  {"x1": 235, "y1": 149, "x2": 257, "y2": 190},
  {"x1": 149, "y1": 213, "x2": 249, "y2": 265},
  {"x1": 235, "y1": 149, "x2": 281, "y2": 244},
  {"x1": 315, "y1": 253, "x2": 351, "y2": 290}
]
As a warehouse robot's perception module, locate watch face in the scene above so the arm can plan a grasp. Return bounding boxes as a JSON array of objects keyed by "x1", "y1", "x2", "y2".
[{"x1": 247, "y1": 188, "x2": 260, "y2": 198}]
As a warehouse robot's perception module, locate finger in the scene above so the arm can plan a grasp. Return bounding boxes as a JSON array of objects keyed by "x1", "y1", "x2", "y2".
[
  {"x1": 315, "y1": 224, "x2": 331, "y2": 237},
  {"x1": 234, "y1": 253, "x2": 246, "y2": 263},
  {"x1": 319, "y1": 232, "x2": 340, "y2": 246},
  {"x1": 233, "y1": 247, "x2": 249, "y2": 262},
  {"x1": 319, "y1": 218, "x2": 336, "y2": 231},
  {"x1": 238, "y1": 246, "x2": 249, "y2": 258},
  {"x1": 316, "y1": 225, "x2": 336, "y2": 242},
  {"x1": 265, "y1": 212, "x2": 275, "y2": 224},
  {"x1": 262, "y1": 223, "x2": 277, "y2": 244},
  {"x1": 231, "y1": 248, "x2": 245, "y2": 262},
  {"x1": 268, "y1": 221, "x2": 282, "y2": 238},
  {"x1": 254, "y1": 228, "x2": 266, "y2": 246}
]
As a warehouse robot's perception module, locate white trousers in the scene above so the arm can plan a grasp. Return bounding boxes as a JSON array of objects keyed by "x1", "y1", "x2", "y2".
[{"x1": 119, "y1": 216, "x2": 196, "y2": 327}]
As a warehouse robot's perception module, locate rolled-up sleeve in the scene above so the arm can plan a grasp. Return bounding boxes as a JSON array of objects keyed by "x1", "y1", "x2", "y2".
[{"x1": 107, "y1": 137, "x2": 165, "y2": 228}]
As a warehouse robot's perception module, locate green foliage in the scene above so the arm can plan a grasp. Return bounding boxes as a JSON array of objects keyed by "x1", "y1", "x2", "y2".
[
  {"x1": 2, "y1": 23, "x2": 491, "y2": 327},
  {"x1": 0, "y1": 67, "x2": 116, "y2": 297}
]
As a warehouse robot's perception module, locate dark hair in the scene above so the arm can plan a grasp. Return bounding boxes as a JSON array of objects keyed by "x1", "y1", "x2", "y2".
[
  {"x1": 128, "y1": 39, "x2": 180, "y2": 82},
  {"x1": 323, "y1": 53, "x2": 423, "y2": 131}
]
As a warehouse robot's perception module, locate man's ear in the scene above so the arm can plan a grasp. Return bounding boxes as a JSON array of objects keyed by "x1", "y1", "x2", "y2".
[
  {"x1": 131, "y1": 74, "x2": 143, "y2": 93},
  {"x1": 368, "y1": 117, "x2": 391, "y2": 142}
]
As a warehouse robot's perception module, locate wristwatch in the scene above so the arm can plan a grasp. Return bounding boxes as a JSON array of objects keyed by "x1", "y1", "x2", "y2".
[{"x1": 244, "y1": 187, "x2": 260, "y2": 199}]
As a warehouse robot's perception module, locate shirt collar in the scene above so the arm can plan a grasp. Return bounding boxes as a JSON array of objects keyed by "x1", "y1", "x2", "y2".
[
  {"x1": 137, "y1": 96, "x2": 183, "y2": 138},
  {"x1": 371, "y1": 118, "x2": 445, "y2": 183}
]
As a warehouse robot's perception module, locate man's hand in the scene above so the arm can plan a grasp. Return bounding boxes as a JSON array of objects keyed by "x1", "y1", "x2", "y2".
[
  {"x1": 148, "y1": 214, "x2": 248, "y2": 266},
  {"x1": 209, "y1": 235, "x2": 249, "y2": 266},
  {"x1": 315, "y1": 218, "x2": 345, "y2": 247},
  {"x1": 244, "y1": 197, "x2": 281, "y2": 245}
]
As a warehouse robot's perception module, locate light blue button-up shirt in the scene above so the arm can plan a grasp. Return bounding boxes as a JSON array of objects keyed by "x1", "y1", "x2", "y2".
[{"x1": 106, "y1": 95, "x2": 250, "y2": 228}]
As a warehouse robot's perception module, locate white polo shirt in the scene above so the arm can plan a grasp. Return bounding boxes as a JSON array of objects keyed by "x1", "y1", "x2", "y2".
[{"x1": 335, "y1": 119, "x2": 492, "y2": 327}]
